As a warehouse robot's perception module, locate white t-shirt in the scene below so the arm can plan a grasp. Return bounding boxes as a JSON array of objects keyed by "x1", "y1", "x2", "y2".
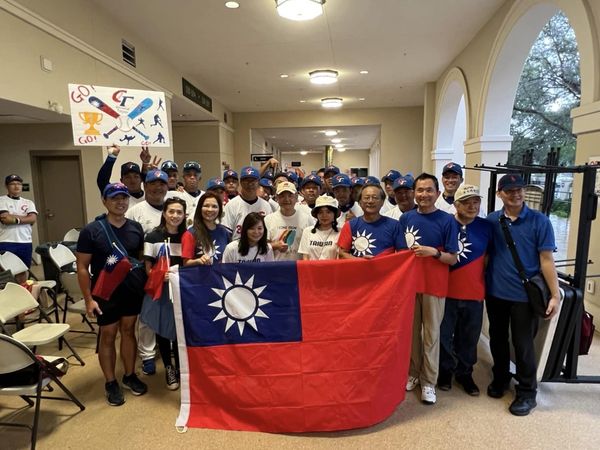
[
  {"x1": 128, "y1": 194, "x2": 145, "y2": 207},
  {"x1": 264, "y1": 209, "x2": 313, "y2": 261},
  {"x1": 222, "y1": 195, "x2": 271, "y2": 240},
  {"x1": 337, "y1": 202, "x2": 363, "y2": 229},
  {"x1": 380, "y1": 197, "x2": 396, "y2": 215},
  {"x1": 268, "y1": 198, "x2": 279, "y2": 213},
  {"x1": 0, "y1": 195, "x2": 38, "y2": 243},
  {"x1": 222, "y1": 241, "x2": 274, "y2": 263},
  {"x1": 383, "y1": 207, "x2": 403, "y2": 220},
  {"x1": 125, "y1": 200, "x2": 163, "y2": 234},
  {"x1": 298, "y1": 226, "x2": 340, "y2": 260},
  {"x1": 435, "y1": 195, "x2": 457, "y2": 215}
]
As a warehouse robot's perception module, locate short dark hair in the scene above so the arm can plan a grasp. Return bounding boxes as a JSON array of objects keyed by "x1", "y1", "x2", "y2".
[
  {"x1": 358, "y1": 184, "x2": 386, "y2": 202},
  {"x1": 414, "y1": 173, "x2": 439, "y2": 192}
]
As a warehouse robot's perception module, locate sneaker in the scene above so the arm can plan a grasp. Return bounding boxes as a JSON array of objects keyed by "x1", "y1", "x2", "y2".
[
  {"x1": 487, "y1": 379, "x2": 510, "y2": 399},
  {"x1": 456, "y1": 374, "x2": 480, "y2": 396},
  {"x1": 421, "y1": 384, "x2": 437, "y2": 405},
  {"x1": 509, "y1": 396, "x2": 537, "y2": 416},
  {"x1": 142, "y1": 358, "x2": 156, "y2": 375},
  {"x1": 105, "y1": 380, "x2": 125, "y2": 406},
  {"x1": 166, "y1": 365, "x2": 179, "y2": 391},
  {"x1": 406, "y1": 376, "x2": 420, "y2": 391},
  {"x1": 122, "y1": 373, "x2": 148, "y2": 396},
  {"x1": 437, "y1": 371, "x2": 452, "y2": 391}
]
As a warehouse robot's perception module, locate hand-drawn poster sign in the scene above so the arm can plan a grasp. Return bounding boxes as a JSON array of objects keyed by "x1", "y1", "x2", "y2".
[{"x1": 68, "y1": 84, "x2": 170, "y2": 147}]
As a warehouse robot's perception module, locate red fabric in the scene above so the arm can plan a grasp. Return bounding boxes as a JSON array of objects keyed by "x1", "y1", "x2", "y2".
[
  {"x1": 144, "y1": 243, "x2": 169, "y2": 300},
  {"x1": 337, "y1": 221, "x2": 352, "y2": 251},
  {"x1": 91, "y1": 255, "x2": 131, "y2": 301},
  {"x1": 412, "y1": 255, "x2": 450, "y2": 297},
  {"x1": 447, "y1": 255, "x2": 486, "y2": 300},
  {"x1": 181, "y1": 252, "x2": 417, "y2": 432},
  {"x1": 180, "y1": 231, "x2": 196, "y2": 260}
]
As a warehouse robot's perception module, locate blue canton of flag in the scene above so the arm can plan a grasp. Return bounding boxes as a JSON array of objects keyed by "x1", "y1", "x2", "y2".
[{"x1": 179, "y1": 261, "x2": 302, "y2": 347}]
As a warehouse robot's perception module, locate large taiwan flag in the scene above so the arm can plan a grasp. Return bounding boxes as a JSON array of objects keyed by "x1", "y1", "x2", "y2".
[{"x1": 171, "y1": 251, "x2": 417, "y2": 433}]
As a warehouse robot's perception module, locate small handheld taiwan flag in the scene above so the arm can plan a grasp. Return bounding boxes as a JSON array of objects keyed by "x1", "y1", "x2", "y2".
[
  {"x1": 92, "y1": 244, "x2": 132, "y2": 301},
  {"x1": 144, "y1": 241, "x2": 170, "y2": 300}
]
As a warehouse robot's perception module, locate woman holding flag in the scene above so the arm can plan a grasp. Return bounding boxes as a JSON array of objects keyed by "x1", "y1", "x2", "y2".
[{"x1": 140, "y1": 197, "x2": 187, "y2": 390}]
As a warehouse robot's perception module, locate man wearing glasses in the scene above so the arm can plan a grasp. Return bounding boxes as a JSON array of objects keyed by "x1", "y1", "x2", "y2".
[{"x1": 438, "y1": 185, "x2": 492, "y2": 397}]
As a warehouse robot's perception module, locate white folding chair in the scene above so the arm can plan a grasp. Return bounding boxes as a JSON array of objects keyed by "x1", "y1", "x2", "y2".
[
  {"x1": 48, "y1": 244, "x2": 96, "y2": 334},
  {"x1": 0, "y1": 282, "x2": 84, "y2": 366},
  {"x1": 0, "y1": 333, "x2": 85, "y2": 450},
  {"x1": 0, "y1": 251, "x2": 59, "y2": 322},
  {"x1": 62, "y1": 228, "x2": 81, "y2": 242}
]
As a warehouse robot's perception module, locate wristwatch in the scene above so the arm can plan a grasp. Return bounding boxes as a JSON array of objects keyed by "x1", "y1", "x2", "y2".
[{"x1": 433, "y1": 249, "x2": 442, "y2": 259}]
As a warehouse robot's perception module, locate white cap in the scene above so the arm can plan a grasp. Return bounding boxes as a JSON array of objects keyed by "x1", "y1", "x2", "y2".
[
  {"x1": 311, "y1": 195, "x2": 339, "y2": 218},
  {"x1": 276, "y1": 181, "x2": 297, "y2": 195},
  {"x1": 454, "y1": 184, "x2": 482, "y2": 203}
]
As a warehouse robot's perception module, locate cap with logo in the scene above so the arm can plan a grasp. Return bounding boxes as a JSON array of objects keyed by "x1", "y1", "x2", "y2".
[
  {"x1": 276, "y1": 181, "x2": 297, "y2": 195},
  {"x1": 454, "y1": 184, "x2": 483, "y2": 203},
  {"x1": 120, "y1": 162, "x2": 141, "y2": 177},
  {"x1": 5, "y1": 174, "x2": 23, "y2": 185},
  {"x1": 206, "y1": 177, "x2": 225, "y2": 191},
  {"x1": 442, "y1": 162, "x2": 463, "y2": 177},
  {"x1": 223, "y1": 169, "x2": 239, "y2": 180},
  {"x1": 183, "y1": 161, "x2": 201, "y2": 174},
  {"x1": 393, "y1": 175, "x2": 414, "y2": 190},
  {"x1": 263, "y1": 169, "x2": 274, "y2": 180},
  {"x1": 160, "y1": 160, "x2": 178, "y2": 172},
  {"x1": 311, "y1": 194, "x2": 340, "y2": 218},
  {"x1": 498, "y1": 174, "x2": 526, "y2": 192},
  {"x1": 382, "y1": 169, "x2": 402, "y2": 183},
  {"x1": 351, "y1": 177, "x2": 365, "y2": 186},
  {"x1": 363, "y1": 175, "x2": 381, "y2": 186},
  {"x1": 332, "y1": 173, "x2": 352, "y2": 188},
  {"x1": 102, "y1": 182, "x2": 130, "y2": 199},
  {"x1": 324, "y1": 165, "x2": 340, "y2": 176},
  {"x1": 300, "y1": 173, "x2": 322, "y2": 188},
  {"x1": 240, "y1": 166, "x2": 260, "y2": 180},
  {"x1": 259, "y1": 178, "x2": 274, "y2": 190},
  {"x1": 286, "y1": 171, "x2": 299, "y2": 184},
  {"x1": 145, "y1": 170, "x2": 169, "y2": 184}
]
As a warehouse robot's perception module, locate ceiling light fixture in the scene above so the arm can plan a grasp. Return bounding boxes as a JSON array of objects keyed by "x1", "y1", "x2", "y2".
[
  {"x1": 280, "y1": 74, "x2": 289, "y2": 78},
  {"x1": 225, "y1": 1, "x2": 240, "y2": 8},
  {"x1": 331, "y1": 138, "x2": 341, "y2": 144},
  {"x1": 324, "y1": 130, "x2": 337, "y2": 136},
  {"x1": 336, "y1": 147, "x2": 346, "y2": 152},
  {"x1": 276, "y1": 0, "x2": 325, "y2": 21},
  {"x1": 334, "y1": 144, "x2": 345, "y2": 149},
  {"x1": 359, "y1": 70, "x2": 369, "y2": 74},
  {"x1": 309, "y1": 69, "x2": 338, "y2": 85},
  {"x1": 358, "y1": 97, "x2": 365, "y2": 101},
  {"x1": 300, "y1": 151, "x2": 308, "y2": 156},
  {"x1": 321, "y1": 97, "x2": 343, "y2": 108},
  {"x1": 299, "y1": 100, "x2": 306, "y2": 103}
]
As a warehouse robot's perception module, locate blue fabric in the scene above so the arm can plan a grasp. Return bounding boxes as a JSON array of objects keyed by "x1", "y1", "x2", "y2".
[
  {"x1": 96, "y1": 155, "x2": 116, "y2": 194},
  {"x1": 345, "y1": 216, "x2": 406, "y2": 257},
  {"x1": 0, "y1": 242, "x2": 32, "y2": 268},
  {"x1": 141, "y1": 290, "x2": 176, "y2": 341},
  {"x1": 486, "y1": 204, "x2": 556, "y2": 302},
  {"x1": 179, "y1": 261, "x2": 302, "y2": 347},
  {"x1": 451, "y1": 217, "x2": 492, "y2": 271},
  {"x1": 399, "y1": 209, "x2": 460, "y2": 252}
]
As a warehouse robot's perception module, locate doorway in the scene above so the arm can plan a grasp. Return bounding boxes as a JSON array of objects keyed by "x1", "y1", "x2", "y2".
[{"x1": 31, "y1": 153, "x2": 86, "y2": 242}]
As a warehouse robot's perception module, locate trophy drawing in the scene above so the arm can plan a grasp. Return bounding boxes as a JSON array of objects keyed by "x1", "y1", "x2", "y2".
[{"x1": 79, "y1": 111, "x2": 103, "y2": 135}]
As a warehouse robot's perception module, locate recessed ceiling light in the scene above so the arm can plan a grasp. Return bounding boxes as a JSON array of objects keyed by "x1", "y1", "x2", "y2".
[
  {"x1": 299, "y1": 100, "x2": 306, "y2": 103},
  {"x1": 280, "y1": 74, "x2": 289, "y2": 78},
  {"x1": 321, "y1": 97, "x2": 343, "y2": 108},
  {"x1": 225, "y1": 1, "x2": 240, "y2": 8},
  {"x1": 359, "y1": 70, "x2": 369, "y2": 74},
  {"x1": 309, "y1": 69, "x2": 338, "y2": 85},
  {"x1": 300, "y1": 151, "x2": 308, "y2": 156},
  {"x1": 358, "y1": 97, "x2": 365, "y2": 101},
  {"x1": 331, "y1": 138, "x2": 341, "y2": 144},
  {"x1": 324, "y1": 130, "x2": 337, "y2": 136},
  {"x1": 276, "y1": 0, "x2": 325, "y2": 21},
  {"x1": 336, "y1": 147, "x2": 346, "y2": 152},
  {"x1": 335, "y1": 144, "x2": 345, "y2": 149}
]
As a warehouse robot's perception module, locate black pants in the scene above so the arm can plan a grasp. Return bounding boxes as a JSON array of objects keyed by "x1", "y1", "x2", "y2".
[
  {"x1": 156, "y1": 334, "x2": 179, "y2": 370},
  {"x1": 486, "y1": 296, "x2": 538, "y2": 398}
]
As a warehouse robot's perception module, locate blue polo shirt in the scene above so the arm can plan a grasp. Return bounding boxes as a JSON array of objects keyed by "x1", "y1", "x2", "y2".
[{"x1": 486, "y1": 204, "x2": 556, "y2": 302}]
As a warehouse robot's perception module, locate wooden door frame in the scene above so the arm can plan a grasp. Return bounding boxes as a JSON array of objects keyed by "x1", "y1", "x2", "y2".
[{"x1": 30, "y1": 150, "x2": 87, "y2": 243}]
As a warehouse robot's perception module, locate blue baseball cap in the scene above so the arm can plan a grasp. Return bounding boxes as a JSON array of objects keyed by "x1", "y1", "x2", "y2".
[
  {"x1": 145, "y1": 170, "x2": 168, "y2": 184},
  {"x1": 332, "y1": 173, "x2": 352, "y2": 188},
  {"x1": 259, "y1": 178, "x2": 274, "y2": 190},
  {"x1": 300, "y1": 173, "x2": 322, "y2": 188},
  {"x1": 382, "y1": 169, "x2": 401, "y2": 183},
  {"x1": 442, "y1": 162, "x2": 463, "y2": 177},
  {"x1": 363, "y1": 176, "x2": 381, "y2": 185},
  {"x1": 240, "y1": 166, "x2": 260, "y2": 180},
  {"x1": 206, "y1": 177, "x2": 225, "y2": 191},
  {"x1": 393, "y1": 175, "x2": 414, "y2": 190},
  {"x1": 498, "y1": 173, "x2": 526, "y2": 192},
  {"x1": 223, "y1": 169, "x2": 238, "y2": 180},
  {"x1": 324, "y1": 165, "x2": 340, "y2": 176},
  {"x1": 351, "y1": 177, "x2": 365, "y2": 186},
  {"x1": 286, "y1": 171, "x2": 299, "y2": 184},
  {"x1": 263, "y1": 169, "x2": 274, "y2": 180},
  {"x1": 120, "y1": 162, "x2": 141, "y2": 177},
  {"x1": 5, "y1": 174, "x2": 23, "y2": 185},
  {"x1": 160, "y1": 160, "x2": 178, "y2": 172},
  {"x1": 102, "y1": 182, "x2": 130, "y2": 199},
  {"x1": 183, "y1": 161, "x2": 201, "y2": 173}
]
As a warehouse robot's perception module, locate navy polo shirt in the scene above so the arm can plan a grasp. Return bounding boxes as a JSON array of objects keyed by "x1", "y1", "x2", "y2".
[{"x1": 486, "y1": 204, "x2": 556, "y2": 302}]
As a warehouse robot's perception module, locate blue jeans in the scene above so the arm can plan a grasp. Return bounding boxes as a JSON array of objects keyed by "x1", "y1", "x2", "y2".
[{"x1": 439, "y1": 298, "x2": 483, "y2": 377}]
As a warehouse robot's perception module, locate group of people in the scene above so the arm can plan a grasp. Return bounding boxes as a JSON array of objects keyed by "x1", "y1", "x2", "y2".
[{"x1": 1, "y1": 146, "x2": 560, "y2": 418}]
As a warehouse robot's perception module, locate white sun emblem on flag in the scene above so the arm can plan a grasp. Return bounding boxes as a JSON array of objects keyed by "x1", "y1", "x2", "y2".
[
  {"x1": 106, "y1": 254, "x2": 119, "y2": 266},
  {"x1": 209, "y1": 240, "x2": 222, "y2": 261},
  {"x1": 209, "y1": 272, "x2": 271, "y2": 335},
  {"x1": 404, "y1": 225, "x2": 421, "y2": 247},
  {"x1": 456, "y1": 232, "x2": 472, "y2": 262},
  {"x1": 352, "y1": 230, "x2": 376, "y2": 257}
]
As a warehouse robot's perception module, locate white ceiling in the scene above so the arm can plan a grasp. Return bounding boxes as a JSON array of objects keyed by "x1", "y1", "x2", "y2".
[{"x1": 90, "y1": 0, "x2": 505, "y2": 113}]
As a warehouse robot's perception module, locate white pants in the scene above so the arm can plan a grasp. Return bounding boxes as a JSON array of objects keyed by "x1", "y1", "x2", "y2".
[{"x1": 137, "y1": 319, "x2": 156, "y2": 361}]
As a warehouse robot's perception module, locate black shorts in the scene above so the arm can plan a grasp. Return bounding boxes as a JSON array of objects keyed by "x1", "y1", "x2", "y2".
[{"x1": 93, "y1": 285, "x2": 143, "y2": 326}]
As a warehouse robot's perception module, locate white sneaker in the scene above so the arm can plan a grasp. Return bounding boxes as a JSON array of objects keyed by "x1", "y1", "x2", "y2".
[
  {"x1": 406, "y1": 376, "x2": 420, "y2": 391},
  {"x1": 421, "y1": 384, "x2": 437, "y2": 404}
]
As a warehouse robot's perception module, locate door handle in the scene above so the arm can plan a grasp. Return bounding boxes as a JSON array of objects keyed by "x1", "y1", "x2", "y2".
[{"x1": 45, "y1": 209, "x2": 55, "y2": 219}]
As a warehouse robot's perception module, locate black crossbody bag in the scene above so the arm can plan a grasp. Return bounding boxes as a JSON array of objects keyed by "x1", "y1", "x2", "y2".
[{"x1": 499, "y1": 216, "x2": 551, "y2": 317}]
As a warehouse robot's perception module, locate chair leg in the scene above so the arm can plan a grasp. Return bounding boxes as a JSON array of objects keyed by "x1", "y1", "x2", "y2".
[
  {"x1": 31, "y1": 377, "x2": 44, "y2": 450},
  {"x1": 50, "y1": 375, "x2": 86, "y2": 411},
  {"x1": 20, "y1": 395, "x2": 35, "y2": 407},
  {"x1": 61, "y1": 337, "x2": 85, "y2": 366}
]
